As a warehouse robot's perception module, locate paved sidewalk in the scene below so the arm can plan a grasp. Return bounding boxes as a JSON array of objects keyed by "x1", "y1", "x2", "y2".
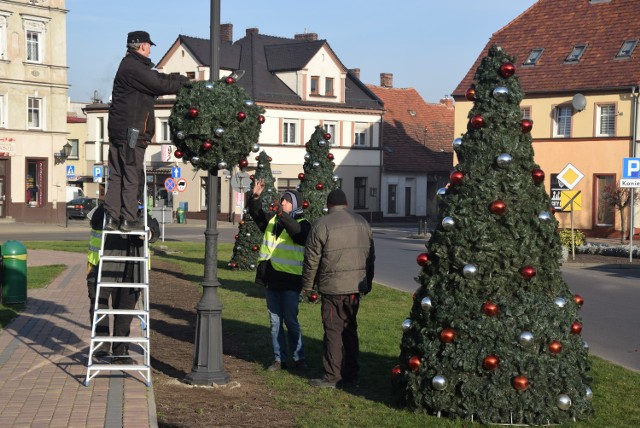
[{"x1": 0, "y1": 250, "x2": 156, "y2": 427}]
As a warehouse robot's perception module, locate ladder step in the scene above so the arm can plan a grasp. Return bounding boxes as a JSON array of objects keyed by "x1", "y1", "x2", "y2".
[
  {"x1": 87, "y1": 363, "x2": 149, "y2": 371},
  {"x1": 95, "y1": 309, "x2": 148, "y2": 316},
  {"x1": 103, "y1": 229, "x2": 147, "y2": 236},
  {"x1": 91, "y1": 336, "x2": 149, "y2": 343},
  {"x1": 100, "y1": 255, "x2": 148, "y2": 262},
  {"x1": 97, "y1": 282, "x2": 149, "y2": 288}
]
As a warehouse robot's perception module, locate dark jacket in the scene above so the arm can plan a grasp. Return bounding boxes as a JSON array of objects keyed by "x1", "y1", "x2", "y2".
[
  {"x1": 108, "y1": 49, "x2": 187, "y2": 143},
  {"x1": 302, "y1": 205, "x2": 375, "y2": 295},
  {"x1": 248, "y1": 197, "x2": 311, "y2": 291}
]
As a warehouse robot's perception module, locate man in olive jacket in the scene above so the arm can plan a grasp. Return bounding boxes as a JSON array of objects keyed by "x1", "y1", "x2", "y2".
[
  {"x1": 104, "y1": 30, "x2": 188, "y2": 232},
  {"x1": 302, "y1": 189, "x2": 375, "y2": 388}
]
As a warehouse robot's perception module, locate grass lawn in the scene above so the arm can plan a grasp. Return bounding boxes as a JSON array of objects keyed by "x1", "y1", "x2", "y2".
[{"x1": 21, "y1": 241, "x2": 640, "y2": 427}]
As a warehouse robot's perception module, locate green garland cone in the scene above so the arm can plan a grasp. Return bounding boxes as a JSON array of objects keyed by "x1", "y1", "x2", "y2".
[{"x1": 299, "y1": 125, "x2": 337, "y2": 224}]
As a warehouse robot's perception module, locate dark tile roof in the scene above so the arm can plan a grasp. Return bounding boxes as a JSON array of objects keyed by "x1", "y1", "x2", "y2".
[
  {"x1": 164, "y1": 32, "x2": 382, "y2": 110},
  {"x1": 452, "y1": 0, "x2": 640, "y2": 98},
  {"x1": 367, "y1": 85, "x2": 454, "y2": 174}
]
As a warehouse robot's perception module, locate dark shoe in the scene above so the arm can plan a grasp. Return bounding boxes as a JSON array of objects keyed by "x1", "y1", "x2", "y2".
[
  {"x1": 292, "y1": 360, "x2": 309, "y2": 371},
  {"x1": 119, "y1": 219, "x2": 143, "y2": 232},
  {"x1": 105, "y1": 214, "x2": 120, "y2": 231},
  {"x1": 267, "y1": 361, "x2": 288, "y2": 371},
  {"x1": 93, "y1": 344, "x2": 110, "y2": 358},
  {"x1": 309, "y1": 378, "x2": 337, "y2": 388},
  {"x1": 338, "y1": 378, "x2": 360, "y2": 389},
  {"x1": 112, "y1": 356, "x2": 139, "y2": 365}
]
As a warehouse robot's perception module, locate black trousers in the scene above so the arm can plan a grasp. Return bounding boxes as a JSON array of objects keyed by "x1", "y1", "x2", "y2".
[
  {"x1": 104, "y1": 140, "x2": 145, "y2": 222},
  {"x1": 320, "y1": 294, "x2": 360, "y2": 383}
]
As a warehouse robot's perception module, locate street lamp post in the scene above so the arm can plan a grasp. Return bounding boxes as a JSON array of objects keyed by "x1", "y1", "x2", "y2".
[{"x1": 184, "y1": 0, "x2": 230, "y2": 385}]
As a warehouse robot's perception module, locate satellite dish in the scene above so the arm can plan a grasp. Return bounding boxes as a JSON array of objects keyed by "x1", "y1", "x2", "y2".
[{"x1": 572, "y1": 93, "x2": 586, "y2": 112}]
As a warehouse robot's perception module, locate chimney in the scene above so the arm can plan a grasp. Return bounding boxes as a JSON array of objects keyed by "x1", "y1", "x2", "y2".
[
  {"x1": 246, "y1": 27, "x2": 259, "y2": 36},
  {"x1": 380, "y1": 73, "x2": 393, "y2": 88},
  {"x1": 349, "y1": 68, "x2": 361, "y2": 80},
  {"x1": 440, "y1": 97, "x2": 454, "y2": 109},
  {"x1": 220, "y1": 23, "x2": 233, "y2": 43},
  {"x1": 294, "y1": 32, "x2": 318, "y2": 41}
]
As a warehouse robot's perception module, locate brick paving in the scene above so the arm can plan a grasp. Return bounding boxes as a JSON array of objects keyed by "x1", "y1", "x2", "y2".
[{"x1": 0, "y1": 250, "x2": 156, "y2": 427}]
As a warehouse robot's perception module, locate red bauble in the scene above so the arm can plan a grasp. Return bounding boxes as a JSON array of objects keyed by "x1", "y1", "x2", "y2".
[
  {"x1": 532, "y1": 168, "x2": 545, "y2": 184},
  {"x1": 324, "y1": 132, "x2": 332, "y2": 140},
  {"x1": 551, "y1": 206, "x2": 556, "y2": 214},
  {"x1": 549, "y1": 340, "x2": 563, "y2": 354},
  {"x1": 490, "y1": 200, "x2": 507, "y2": 215},
  {"x1": 302, "y1": 200, "x2": 309, "y2": 209},
  {"x1": 236, "y1": 111, "x2": 247, "y2": 122},
  {"x1": 327, "y1": 153, "x2": 334, "y2": 160},
  {"x1": 174, "y1": 149, "x2": 184, "y2": 159},
  {"x1": 239, "y1": 159, "x2": 248, "y2": 168},
  {"x1": 234, "y1": 234, "x2": 239, "y2": 240},
  {"x1": 450, "y1": 171, "x2": 464, "y2": 185},
  {"x1": 201, "y1": 139, "x2": 213, "y2": 151},
  {"x1": 225, "y1": 76, "x2": 235, "y2": 84},
  {"x1": 465, "y1": 86, "x2": 476, "y2": 101},
  {"x1": 391, "y1": 365, "x2": 402, "y2": 377},
  {"x1": 482, "y1": 355, "x2": 499, "y2": 371},
  {"x1": 255, "y1": 156, "x2": 260, "y2": 160},
  {"x1": 470, "y1": 114, "x2": 485, "y2": 129},
  {"x1": 268, "y1": 156, "x2": 272, "y2": 161},
  {"x1": 251, "y1": 245, "x2": 259, "y2": 252},
  {"x1": 316, "y1": 183, "x2": 324, "y2": 190},
  {"x1": 250, "y1": 174, "x2": 255, "y2": 181},
  {"x1": 187, "y1": 108, "x2": 199, "y2": 119},
  {"x1": 482, "y1": 301, "x2": 499, "y2": 317},
  {"x1": 521, "y1": 119, "x2": 533, "y2": 133},
  {"x1": 298, "y1": 173, "x2": 305, "y2": 180},
  {"x1": 519, "y1": 265, "x2": 536, "y2": 280},
  {"x1": 499, "y1": 62, "x2": 516, "y2": 78},
  {"x1": 308, "y1": 292, "x2": 319, "y2": 303},
  {"x1": 239, "y1": 220, "x2": 245, "y2": 225},
  {"x1": 512, "y1": 375, "x2": 529, "y2": 391},
  {"x1": 230, "y1": 262, "x2": 238, "y2": 269},
  {"x1": 412, "y1": 292, "x2": 417, "y2": 301},
  {"x1": 408, "y1": 356, "x2": 421, "y2": 371},
  {"x1": 574, "y1": 294, "x2": 585, "y2": 306},
  {"x1": 570, "y1": 321, "x2": 583, "y2": 335},
  {"x1": 439, "y1": 328, "x2": 456, "y2": 343},
  {"x1": 416, "y1": 253, "x2": 429, "y2": 266},
  {"x1": 258, "y1": 115, "x2": 265, "y2": 124}
]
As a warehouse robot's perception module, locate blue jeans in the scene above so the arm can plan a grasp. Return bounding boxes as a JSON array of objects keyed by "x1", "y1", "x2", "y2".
[{"x1": 266, "y1": 289, "x2": 304, "y2": 363}]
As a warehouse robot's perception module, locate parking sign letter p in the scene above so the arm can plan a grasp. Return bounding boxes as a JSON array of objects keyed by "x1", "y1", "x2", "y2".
[{"x1": 629, "y1": 159, "x2": 640, "y2": 177}]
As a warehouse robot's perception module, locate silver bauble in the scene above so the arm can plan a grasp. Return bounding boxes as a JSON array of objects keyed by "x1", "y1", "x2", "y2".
[
  {"x1": 204, "y1": 82, "x2": 214, "y2": 90},
  {"x1": 585, "y1": 386, "x2": 593, "y2": 400},
  {"x1": 304, "y1": 153, "x2": 311, "y2": 160},
  {"x1": 218, "y1": 161, "x2": 227, "y2": 169},
  {"x1": 421, "y1": 297, "x2": 432, "y2": 310},
  {"x1": 296, "y1": 185, "x2": 302, "y2": 191},
  {"x1": 258, "y1": 163, "x2": 264, "y2": 168},
  {"x1": 267, "y1": 188, "x2": 273, "y2": 193},
  {"x1": 431, "y1": 375, "x2": 447, "y2": 391},
  {"x1": 249, "y1": 264, "x2": 256, "y2": 269},
  {"x1": 441, "y1": 216, "x2": 455, "y2": 230},
  {"x1": 322, "y1": 207, "x2": 329, "y2": 213},
  {"x1": 452, "y1": 138, "x2": 462, "y2": 149},
  {"x1": 554, "y1": 297, "x2": 567, "y2": 308},
  {"x1": 319, "y1": 139, "x2": 327, "y2": 146},
  {"x1": 496, "y1": 153, "x2": 512, "y2": 168},
  {"x1": 519, "y1": 331, "x2": 534, "y2": 346},
  {"x1": 583, "y1": 341, "x2": 590, "y2": 352},
  {"x1": 332, "y1": 175, "x2": 339, "y2": 182},
  {"x1": 313, "y1": 162, "x2": 320, "y2": 168},
  {"x1": 462, "y1": 264, "x2": 478, "y2": 278},
  {"x1": 236, "y1": 246, "x2": 242, "y2": 251},
  {"x1": 492, "y1": 86, "x2": 509, "y2": 100},
  {"x1": 176, "y1": 131, "x2": 185, "y2": 140},
  {"x1": 214, "y1": 127, "x2": 225, "y2": 137},
  {"x1": 401, "y1": 319, "x2": 412, "y2": 332},
  {"x1": 557, "y1": 394, "x2": 572, "y2": 411},
  {"x1": 538, "y1": 211, "x2": 551, "y2": 222},
  {"x1": 437, "y1": 187, "x2": 447, "y2": 197},
  {"x1": 191, "y1": 156, "x2": 200, "y2": 164},
  {"x1": 246, "y1": 233, "x2": 251, "y2": 237},
  {"x1": 243, "y1": 209, "x2": 248, "y2": 214},
  {"x1": 251, "y1": 143, "x2": 260, "y2": 153},
  {"x1": 244, "y1": 99, "x2": 254, "y2": 107}
]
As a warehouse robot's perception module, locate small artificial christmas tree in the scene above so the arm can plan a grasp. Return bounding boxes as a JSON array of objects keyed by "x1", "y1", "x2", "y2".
[
  {"x1": 298, "y1": 126, "x2": 337, "y2": 223},
  {"x1": 393, "y1": 45, "x2": 593, "y2": 425},
  {"x1": 228, "y1": 151, "x2": 277, "y2": 270}
]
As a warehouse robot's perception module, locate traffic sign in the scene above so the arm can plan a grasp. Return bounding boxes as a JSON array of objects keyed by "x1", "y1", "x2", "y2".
[
  {"x1": 172, "y1": 166, "x2": 181, "y2": 179},
  {"x1": 230, "y1": 172, "x2": 251, "y2": 192},
  {"x1": 622, "y1": 157, "x2": 640, "y2": 178},
  {"x1": 557, "y1": 163, "x2": 584, "y2": 190},
  {"x1": 164, "y1": 177, "x2": 176, "y2": 192},
  {"x1": 93, "y1": 166, "x2": 103, "y2": 183},
  {"x1": 560, "y1": 190, "x2": 582, "y2": 211},
  {"x1": 177, "y1": 178, "x2": 188, "y2": 192},
  {"x1": 66, "y1": 165, "x2": 76, "y2": 179},
  {"x1": 620, "y1": 178, "x2": 640, "y2": 188}
]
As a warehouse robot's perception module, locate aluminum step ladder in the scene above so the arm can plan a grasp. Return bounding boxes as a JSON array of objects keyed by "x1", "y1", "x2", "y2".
[{"x1": 84, "y1": 175, "x2": 151, "y2": 387}]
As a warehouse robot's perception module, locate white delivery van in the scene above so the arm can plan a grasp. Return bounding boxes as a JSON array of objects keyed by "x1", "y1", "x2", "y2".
[{"x1": 66, "y1": 186, "x2": 85, "y2": 202}]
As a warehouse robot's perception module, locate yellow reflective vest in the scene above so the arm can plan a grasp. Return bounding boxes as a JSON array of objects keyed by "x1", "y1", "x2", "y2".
[
  {"x1": 258, "y1": 217, "x2": 305, "y2": 275},
  {"x1": 87, "y1": 228, "x2": 102, "y2": 266}
]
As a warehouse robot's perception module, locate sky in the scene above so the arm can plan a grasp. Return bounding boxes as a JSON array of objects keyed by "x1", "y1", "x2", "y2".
[{"x1": 66, "y1": 0, "x2": 538, "y2": 104}]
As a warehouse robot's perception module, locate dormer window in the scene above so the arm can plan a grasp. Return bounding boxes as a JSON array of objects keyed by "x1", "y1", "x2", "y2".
[
  {"x1": 310, "y1": 76, "x2": 319, "y2": 95},
  {"x1": 616, "y1": 40, "x2": 637, "y2": 59},
  {"x1": 325, "y1": 78, "x2": 334, "y2": 96},
  {"x1": 523, "y1": 48, "x2": 544, "y2": 65},
  {"x1": 565, "y1": 45, "x2": 587, "y2": 63}
]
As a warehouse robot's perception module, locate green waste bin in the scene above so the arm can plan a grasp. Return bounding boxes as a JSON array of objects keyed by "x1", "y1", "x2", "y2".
[
  {"x1": 1, "y1": 240, "x2": 27, "y2": 304},
  {"x1": 176, "y1": 207, "x2": 185, "y2": 224}
]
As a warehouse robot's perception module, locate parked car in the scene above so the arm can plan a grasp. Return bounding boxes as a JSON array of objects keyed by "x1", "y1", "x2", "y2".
[{"x1": 66, "y1": 197, "x2": 96, "y2": 219}]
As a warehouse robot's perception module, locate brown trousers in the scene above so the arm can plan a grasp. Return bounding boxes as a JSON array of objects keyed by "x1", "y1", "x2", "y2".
[{"x1": 320, "y1": 294, "x2": 360, "y2": 383}]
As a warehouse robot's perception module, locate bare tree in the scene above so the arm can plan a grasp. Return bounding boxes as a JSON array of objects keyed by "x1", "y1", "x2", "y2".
[{"x1": 602, "y1": 185, "x2": 638, "y2": 243}]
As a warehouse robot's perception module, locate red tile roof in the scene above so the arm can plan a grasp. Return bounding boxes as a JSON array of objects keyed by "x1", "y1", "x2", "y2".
[
  {"x1": 367, "y1": 85, "x2": 454, "y2": 173},
  {"x1": 452, "y1": 0, "x2": 640, "y2": 98}
]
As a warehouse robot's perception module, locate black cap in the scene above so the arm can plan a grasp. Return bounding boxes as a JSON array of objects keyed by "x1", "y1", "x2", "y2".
[
  {"x1": 127, "y1": 30, "x2": 156, "y2": 46},
  {"x1": 327, "y1": 189, "x2": 348, "y2": 207}
]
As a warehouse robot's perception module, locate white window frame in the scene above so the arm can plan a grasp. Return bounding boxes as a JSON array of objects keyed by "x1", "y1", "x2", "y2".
[
  {"x1": 283, "y1": 120, "x2": 298, "y2": 144},
  {"x1": 354, "y1": 123, "x2": 369, "y2": 147},
  {"x1": 159, "y1": 119, "x2": 171, "y2": 142},
  {"x1": 23, "y1": 16, "x2": 49, "y2": 64},
  {"x1": 0, "y1": 13, "x2": 10, "y2": 61},
  {"x1": 323, "y1": 122, "x2": 337, "y2": 145},
  {"x1": 27, "y1": 96, "x2": 43, "y2": 130},
  {"x1": 553, "y1": 106, "x2": 572, "y2": 138},
  {"x1": 67, "y1": 139, "x2": 79, "y2": 160},
  {"x1": 596, "y1": 104, "x2": 616, "y2": 137},
  {"x1": 520, "y1": 106, "x2": 531, "y2": 120},
  {"x1": 0, "y1": 94, "x2": 5, "y2": 128},
  {"x1": 616, "y1": 40, "x2": 638, "y2": 58}
]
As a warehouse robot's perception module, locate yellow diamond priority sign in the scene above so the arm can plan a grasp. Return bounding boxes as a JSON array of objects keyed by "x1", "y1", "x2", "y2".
[{"x1": 557, "y1": 163, "x2": 584, "y2": 190}]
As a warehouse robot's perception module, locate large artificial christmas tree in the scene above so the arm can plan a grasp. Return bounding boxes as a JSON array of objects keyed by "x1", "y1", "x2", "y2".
[
  {"x1": 393, "y1": 45, "x2": 593, "y2": 425},
  {"x1": 298, "y1": 126, "x2": 338, "y2": 223},
  {"x1": 228, "y1": 151, "x2": 277, "y2": 270}
]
